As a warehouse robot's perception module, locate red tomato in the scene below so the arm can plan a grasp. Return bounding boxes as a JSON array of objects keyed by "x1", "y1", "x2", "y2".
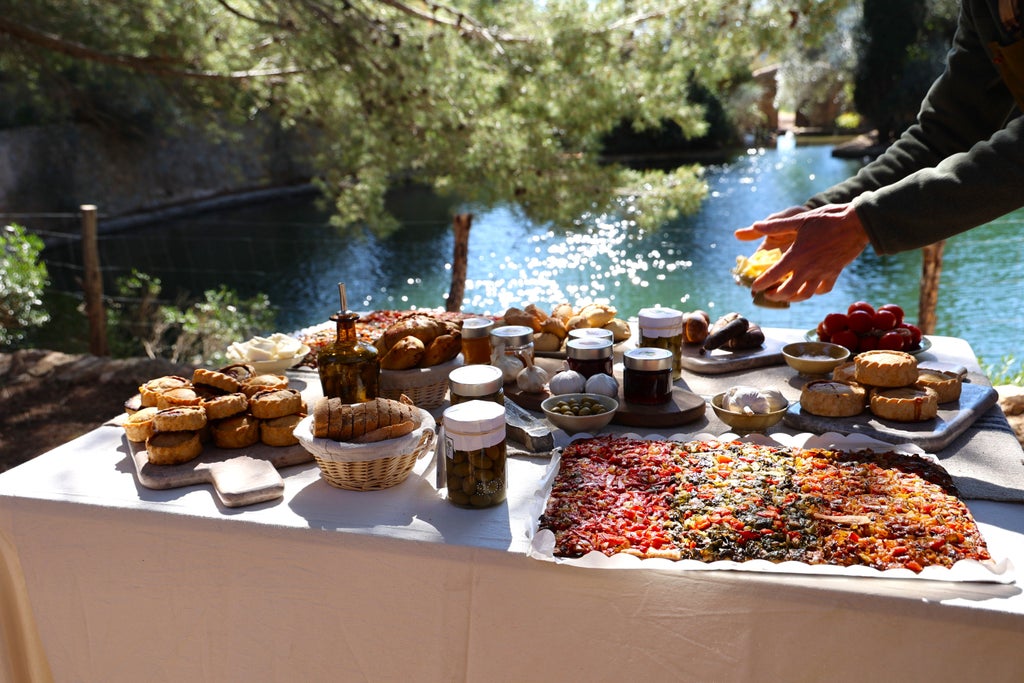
[
  {"x1": 878, "y1": 303, "x2": 905, "y2": 325},
  {"x1": 822, "y1": 312, "x2": 849, "y2": 335},
  {"x1": 847, "y1": 310, "x2": 874, "y2": 333},
  {"x1": 903, "y1": 323, "x2": 923, "y2": 346},
  {"x1": 816, "y1": 321, "x2": 831, "y2": 342},
  {"x1": 847, "y1": 301, "x2": 875, "y2": 316},
  {"x1": 878, "y1": 331, "x2": 906, "y2": 350},
  {"x1": 872, "y1": 309, "x2": 897, "y2": 331},
  {"x1": 858, "y1": 334, "x2": 879, "y2": 352},
  {"x1": 831, "y1": 329, "x2": 859, "y2": 352}
]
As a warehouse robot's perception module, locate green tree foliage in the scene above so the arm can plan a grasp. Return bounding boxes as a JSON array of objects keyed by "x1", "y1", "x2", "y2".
[
  {"x1": 853, "y1": 0, "x2": 958, "y2": 142},
  {"x1": 0, "y1": 224, "x2": 50, "y2": 347},
  {"x1": 109, "y1": 270, "x2": 275, "y2": 365},
  {"x1": 0, "y1": 0, "x2": 847, "y2": 232}
]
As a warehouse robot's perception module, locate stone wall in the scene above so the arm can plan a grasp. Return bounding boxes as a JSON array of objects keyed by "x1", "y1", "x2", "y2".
[{"x1": 0, "y1": 119, "x2": 315, "y2": 222}]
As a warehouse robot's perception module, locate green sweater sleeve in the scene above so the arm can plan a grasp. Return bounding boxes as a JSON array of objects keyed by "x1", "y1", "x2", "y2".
[{"x1": 805, "y1": 0, "x2": 1024, "y2": 255}]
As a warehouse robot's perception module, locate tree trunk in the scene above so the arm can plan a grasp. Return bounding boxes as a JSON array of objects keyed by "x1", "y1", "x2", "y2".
[
  {"x1": 918, "y1": 240, "x2": 944, "y2": 335},
  {"x1": 447, "y1": 213, "x2": 473, "y2": 312},
  {"x1": 80, "y1": 204, "x2": 109, "y2": 356}
]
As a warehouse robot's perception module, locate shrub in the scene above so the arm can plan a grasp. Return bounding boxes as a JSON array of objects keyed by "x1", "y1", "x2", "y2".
[{"x1": 0, "y1": 224, "x2": 50, "y2": 347}]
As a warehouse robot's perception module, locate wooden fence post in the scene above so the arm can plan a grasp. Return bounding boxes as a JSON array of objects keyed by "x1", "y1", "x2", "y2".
[
  {"x1": 446, "y1": 213, "x2": 473, "y2": 312},
  {"x1": 918, "y1": 240, "x2": 945, "y2": 335},
  {"x1": 81, "y1": 204, "x2": 109, "y2": 356}
]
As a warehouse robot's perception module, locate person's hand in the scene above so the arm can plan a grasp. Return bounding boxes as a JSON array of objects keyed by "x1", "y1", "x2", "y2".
[
  {"x1": 735, "y1": 205, "x2": 804, "y2": 253},
  {"x1": 733, "y1": 203, "x2": 870, "y2": 302}
]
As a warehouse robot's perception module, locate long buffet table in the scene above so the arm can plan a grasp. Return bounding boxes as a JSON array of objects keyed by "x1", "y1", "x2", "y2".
[{"x1": 2, "y1": 332, "x2": 1024, "y2": 682}]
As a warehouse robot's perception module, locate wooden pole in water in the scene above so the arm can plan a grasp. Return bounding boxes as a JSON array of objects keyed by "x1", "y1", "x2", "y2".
[
  {"x1": 447, "y1": 213, "x2": 473, "y2": 312},
  {"x1": 918, "y1": 240, "x2": 944, "y2": 335},
  {"x1": 80, "y1": 204, "x2": 109, "y2": 356}
]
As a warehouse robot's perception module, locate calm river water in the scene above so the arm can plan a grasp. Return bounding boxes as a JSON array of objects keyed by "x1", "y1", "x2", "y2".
[{"x1": 45, "y1": 143, "x2": 1024, "y2": 365}]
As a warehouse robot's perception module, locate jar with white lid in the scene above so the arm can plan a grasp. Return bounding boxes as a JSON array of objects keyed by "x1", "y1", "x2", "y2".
[
  {"x1": 566, "y1": 338, "x2": 614, "y2": 379},
  {"x1": 623, "y1": 347, "x2": 674, "y2": 405},
  {"x1": 460, "y1": 318, "x2": 494, "y2": 365},
  {"x1": 489, "y1": 325, "x2": 535, "y2": 382},
  {"x1": 637, "y1": 307, "x2": 684, "y2": 379},
  {"x1": 448, "y1": 364, "x2": 505, "y2": 405},
  {"x1": 442, "y1": 400, "x2": 507, "y2": 508}
]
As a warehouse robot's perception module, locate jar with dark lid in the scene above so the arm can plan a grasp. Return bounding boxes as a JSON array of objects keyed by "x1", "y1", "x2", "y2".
[
  {"x1": 623, "y1": 347, "x2": 674, "y2": 405},
  {"x1": 489, "y1": 325, "x2": 535, "y2": 382},
  {"x1": 448, "y1": 364, "x2": 505, "y2": 405},
  {"x1": 638, "y1": 307, "x2": 684, "y2": 379},
  {"x1": 460, "y1": 318, "x2": 494, "y2": 365},
  {"x1": 442, "y1": 400, "x2": 507, "y2": 509},
  {"x1": 567, "y1": 327, "x2": 614, "y2": 343},
  {"x1": 565, "y1": 338, "x2": 614, "y2": 379}
]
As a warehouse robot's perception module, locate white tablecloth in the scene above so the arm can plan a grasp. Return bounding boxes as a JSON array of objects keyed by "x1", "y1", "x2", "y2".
[{"x1": 2, "y1": 334, "x2": 1023, "y2": 682}]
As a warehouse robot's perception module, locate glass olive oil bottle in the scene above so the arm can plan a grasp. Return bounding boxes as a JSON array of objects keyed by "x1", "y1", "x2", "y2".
[{"x1": 317, "y1": 283, "x2": 379, "y2": 403}]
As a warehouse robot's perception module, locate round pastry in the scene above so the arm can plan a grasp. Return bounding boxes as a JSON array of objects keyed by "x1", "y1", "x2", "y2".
[
  {"x1": 870, "y1": 386, "x2": 939, "y2": 422},
  {"x1": 210, "y1": 414, "x2": 260, "y2": 449},
  {"x1": 915, "y1": 369, "x2": 962, "y2": 403},
  {"x1": 240, "y1": 373, "x2": 289, "y2": 398},
  {"x1": 201, "y1": 392, "x2": 249, "y2": 420},
  {"x1": 249, "y1": 388, "x2": 304, "y2": 419},
  {"x1": 139, "y1": 375, "x2": 192, "y2": 407},
  {"x1": 218, "y1": 363, "x2": 258, "y2": 383},
  {"x1": 153, "y1": 406, "x2": 208, "y2": 432},
  {"x1": 123, "y1": 407, "x2": 159, "y2": 442},
  {"x1": 260, "y1": 413, "x2": 304, "y2": 447},
  {"x1": 830, "y1": 361, "x2": 858, "y2": 384},
  {"x1": 156, "y1": 386, "x2": 204, "y2": 409},
  {"x1": 854, "y1": 350, "x2": 918, "y2": 388},
  {"x1": 192, "y1": 368, "x2": 240, "y2": 394},
  {"x1": 800, "y1": 380, "x2": 866, "y2": 417},
  {"x1": 124, "y1": 393, "x2": 143, "y2": 415},
  {"x1": 146, "y1": 430, "x2": 203, "y2": 465}
]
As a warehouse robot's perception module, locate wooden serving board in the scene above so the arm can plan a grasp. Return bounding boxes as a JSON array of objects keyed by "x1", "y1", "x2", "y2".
[
  {"x1": 782, "y1": 381, "x2": 998, "y2": 452},
  {"x1": 678, "y1": 327, "x2": 800, "y2": 375},
  {"x1": 125, "y1": 435, "x2": 313, "y2": 507},
  {"x1": 505, "y1": 378, "x2": 706, "y2": 429}
]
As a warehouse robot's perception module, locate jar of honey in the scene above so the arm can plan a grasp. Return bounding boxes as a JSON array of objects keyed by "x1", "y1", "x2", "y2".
[
  {"x1": 623, "y1": 347, "x2": 674, "y2": 405},
  {"x1": 460, "y1": 318, "x2": 494, "y2": 365},
  {"x1": 638, "y1": 307, "x2": 684, "y2": 379},
  {"x1": 565, "y1": 338, "x2": 614, "y2": 379}
]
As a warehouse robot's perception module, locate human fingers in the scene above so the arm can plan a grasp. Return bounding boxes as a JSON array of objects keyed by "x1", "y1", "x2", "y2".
[{"x1": 734, "y1": 205, "x2": 806, "y2": 241}]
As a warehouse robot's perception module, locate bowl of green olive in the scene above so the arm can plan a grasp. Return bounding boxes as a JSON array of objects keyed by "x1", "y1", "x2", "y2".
[{"x1": 541, "y1": 393, "x2": 619, "y2": 435}]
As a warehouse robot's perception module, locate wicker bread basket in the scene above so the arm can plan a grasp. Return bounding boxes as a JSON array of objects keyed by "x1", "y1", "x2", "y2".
[
  {"x1": 293, "y1": 410, "x2": 436, "y2": 490},
  {"x1": 379, "y1": 354, "x2": 463, "y2": 408}
]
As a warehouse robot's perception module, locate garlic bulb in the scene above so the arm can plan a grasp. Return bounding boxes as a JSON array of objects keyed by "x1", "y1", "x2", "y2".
[
  {"x1": 549, "y1": 369, "x2": 587, "y2": 395},
  {"x1": 722, "y1": 386, "x2": 787, "y2": 415},
  {"x1": 494, "y1": 353, "x2": 524, "y2": 383},
  {"x1": 516, "y1": 364, "x2": 550, "y2": 393},
  {"x1": 584, "y1": 373, "x2": 619, "y2": 398}
]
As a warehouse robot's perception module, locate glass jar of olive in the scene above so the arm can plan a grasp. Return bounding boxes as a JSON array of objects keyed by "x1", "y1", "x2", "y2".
[
  {"x1": 448, "y1": 364, "x2": 505, "y2": 405},
  {"x1": 441, "y1": 400, "x2": 507, "y2": 509},
  {"x1": 638, "y1": 307, "x2": 684, "y2": 380}
]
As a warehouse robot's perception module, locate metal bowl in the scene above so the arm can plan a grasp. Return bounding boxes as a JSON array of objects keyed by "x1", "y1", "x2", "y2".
[
  {"x1": 710, "y1": 392, "x2": 789, "y2": 432},
  {"x1": 782, "y1": 341, "x2": 851, "y2": 376}
]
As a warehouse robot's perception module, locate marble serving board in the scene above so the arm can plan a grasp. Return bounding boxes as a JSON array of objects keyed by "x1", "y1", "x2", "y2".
[
  {"x1": 678, "y1": 327, "x2": 801, "y2": 375},
  {"x1": 782, "y1": 381, "x2": 999, "y2": 452},
  {"x1": 124, "y1": 434, "x2": 313, "y2": 507}
]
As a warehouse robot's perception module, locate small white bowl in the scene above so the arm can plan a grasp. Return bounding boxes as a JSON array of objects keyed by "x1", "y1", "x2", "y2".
[
  {"x1": 782, "y1": 342, "x2": 850, "y2": 376},
  {"x1": 541, "y1": 393, "x2": 619, "y2": 435},
  {"x1": 246, "y1": 349, "x2": 310, "y2": 375}
]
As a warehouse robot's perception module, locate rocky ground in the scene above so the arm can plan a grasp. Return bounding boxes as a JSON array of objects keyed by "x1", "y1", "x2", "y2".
[
  {"x1": 0, "y1": 350, "x2": 193, "y2": 472},
  {"x1": 2, "y1": 349, "x2": 1023, "y2": 473}
]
